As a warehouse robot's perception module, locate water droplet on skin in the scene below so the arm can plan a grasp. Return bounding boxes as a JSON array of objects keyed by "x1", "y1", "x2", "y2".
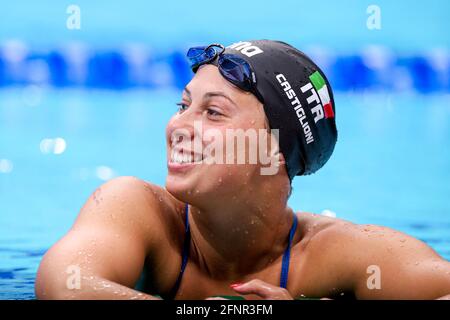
[
  {"x1": 414, "y1": 262, "x2": 419, "y2": 266},
  {"x1": 400, "y1": 239, "x2": 406, "y2": 243},
  {"x1": 158, "y1": 197, "x2": 163, "y2": 202}
]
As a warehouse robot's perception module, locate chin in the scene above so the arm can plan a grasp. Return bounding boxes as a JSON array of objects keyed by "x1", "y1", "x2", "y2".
[
  {"x1": 165, "y1": 172, "x2": 220, "y2": 206},
  {"x1": 165, "y1": 163, "x2": 251, "y2": 204},
  {"x1": 165, "y1": 173, "x2": 192, "y2": 202}
]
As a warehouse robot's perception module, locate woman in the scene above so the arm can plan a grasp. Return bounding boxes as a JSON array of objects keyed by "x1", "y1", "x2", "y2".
[{"x1": 35, "y1": 40, "x2": 450, "y2": 299}]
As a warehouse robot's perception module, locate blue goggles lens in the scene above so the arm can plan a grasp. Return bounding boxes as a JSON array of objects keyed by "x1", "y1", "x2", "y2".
[
  {"x1": 186, "y1": 44, "x2": 261, "y2": 101},
  {"x1": 218, "y1": 54, "x2": 254, "y2": 92},
  {"x1": 187, "y1": 44, "x2": 225, "y2": 72}
]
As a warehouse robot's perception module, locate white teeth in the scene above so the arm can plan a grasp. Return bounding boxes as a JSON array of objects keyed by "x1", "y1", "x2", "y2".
[
  {"x1": 194, "y1": 153, "x2": 202, "y2": 163},
  {"x1": 170, "y1": 149, "x2": 201, "y2": 164}
]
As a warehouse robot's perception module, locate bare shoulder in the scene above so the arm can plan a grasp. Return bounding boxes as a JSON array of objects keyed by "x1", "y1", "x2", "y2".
[
  {"x1": 36, "y1": 176, "x2": 187, "y2": 298},
  {"x1": 74, "y1": 176, "x2": 186, "y2": 250},
  {"x1": 294, "y1": 212, "x2": 356, "y2": 271},
  {"x1": 297, "y1": 212, "x2": 440, "y2": 261},
  {"x1": 295, "y1": 212, "x2": 354, "y2": 249},
  {"x1": 293, "y1": 212, "x2": 449, "y2": 298}
]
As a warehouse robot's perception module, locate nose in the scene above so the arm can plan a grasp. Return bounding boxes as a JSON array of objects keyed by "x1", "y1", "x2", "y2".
[{"x1": 166, "y1": 105, "x2": 198, "y2": 148}]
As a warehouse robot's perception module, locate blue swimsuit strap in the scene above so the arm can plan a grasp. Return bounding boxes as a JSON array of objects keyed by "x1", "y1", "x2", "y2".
[
  {"x1": 280, "y1": 214, "x2": 298, "y2": 289},
  {"x1": 167, "y1": 204, "x2": 297, "y2": 298},
  {"x1": 166, "y1": 203, "x2": 191, "y2": 300}
]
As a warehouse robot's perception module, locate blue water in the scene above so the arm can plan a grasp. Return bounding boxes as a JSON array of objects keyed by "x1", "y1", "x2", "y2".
[{"x1": 0, "y1": 88, "x2": 449, "y2": 299}]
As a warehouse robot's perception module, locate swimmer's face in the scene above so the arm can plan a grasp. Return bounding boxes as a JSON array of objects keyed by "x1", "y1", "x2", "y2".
[{"x1": 165, "y1": 64, "x2": 277, "y2": 204}]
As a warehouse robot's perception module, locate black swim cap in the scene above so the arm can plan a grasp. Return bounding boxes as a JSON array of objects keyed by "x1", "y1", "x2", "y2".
[{"x1": 193, "y1": 40, "x2": 338, "y2": 180}]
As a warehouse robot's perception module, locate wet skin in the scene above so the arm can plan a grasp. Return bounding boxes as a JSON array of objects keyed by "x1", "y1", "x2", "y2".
[{"x1": 35, "y1": 66, "x2": 450, "y2": 300}]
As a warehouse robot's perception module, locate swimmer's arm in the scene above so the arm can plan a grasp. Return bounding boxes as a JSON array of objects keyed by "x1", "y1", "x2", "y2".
[
  {"x1": 339, "y1": 224, "x2": 450, "y2": 299},
  {"x1": 35, "y1": 176, "x2": 163, "y2": 300}
]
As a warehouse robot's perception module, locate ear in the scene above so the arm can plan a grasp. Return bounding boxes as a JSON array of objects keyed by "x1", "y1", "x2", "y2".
[
  {"x1": 278, "y1": 152, "x2": 287, "y2": 166},
  {"x1": 265, "y1": 141, "x2": 285, "y2": 169}
]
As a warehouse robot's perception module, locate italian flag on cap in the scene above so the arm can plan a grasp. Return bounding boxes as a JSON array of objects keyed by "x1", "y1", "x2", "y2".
[{"x1": 309, "y1": 71, "x2": 334, "y2": 118}]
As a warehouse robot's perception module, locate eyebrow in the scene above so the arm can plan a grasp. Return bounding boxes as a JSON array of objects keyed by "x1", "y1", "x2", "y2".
[
  {"x1": 183, "y1": 87, "x2": 192, "y2": 99},
  {"x1": 183, "y1": 87, "x2": 237, "y2": 107},
  {"x1": 204, "y1": 91, "x2": 237, "y2": 107}
]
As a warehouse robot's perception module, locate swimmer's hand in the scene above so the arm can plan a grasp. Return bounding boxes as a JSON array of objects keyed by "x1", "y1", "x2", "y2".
[{"x1": 229, "y1": 279, "x2": 294, "y2": 300}]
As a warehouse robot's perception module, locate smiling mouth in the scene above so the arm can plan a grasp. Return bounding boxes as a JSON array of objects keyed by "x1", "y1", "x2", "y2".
[{"x1": 169, "y1": 148, "x2": 203, "y2": 165}]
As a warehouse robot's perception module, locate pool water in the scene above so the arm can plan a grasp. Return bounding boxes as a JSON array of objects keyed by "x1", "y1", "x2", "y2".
[{"x1": 0, "y1": 88, "x2": 449, "y2": 299}]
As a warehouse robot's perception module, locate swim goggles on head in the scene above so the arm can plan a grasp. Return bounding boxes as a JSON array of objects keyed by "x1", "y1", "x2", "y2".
[{"x1": 186, "y1": 43, "x2": 263, "y2": 102}]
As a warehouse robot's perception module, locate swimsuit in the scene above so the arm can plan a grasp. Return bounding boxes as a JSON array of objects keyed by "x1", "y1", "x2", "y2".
[{"x1": 162, "y1": 203, "x2": 298, "y2": 299}]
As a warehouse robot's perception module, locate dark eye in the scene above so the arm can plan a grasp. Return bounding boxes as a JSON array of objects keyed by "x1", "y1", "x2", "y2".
[
  {"x1": 206, "y1": 108, "x2": 223, "y2": 118},
  {"x1": 206, "y1": 107, "x2": 223, "y2": 120},
  {"x1": 176, "y1": 102, "x2": 188, "y2": 113}
]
